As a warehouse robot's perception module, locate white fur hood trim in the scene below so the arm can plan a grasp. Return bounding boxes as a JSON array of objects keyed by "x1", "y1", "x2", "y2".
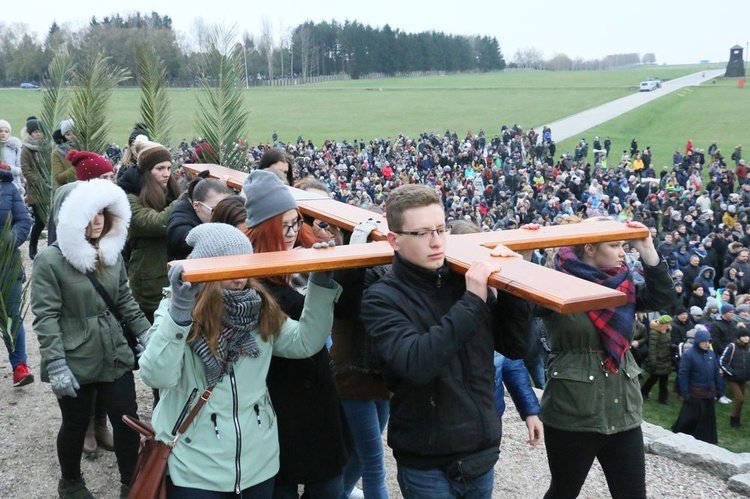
[{"x1": 57, "y1": 179, "x2": 131, "y2": 274}]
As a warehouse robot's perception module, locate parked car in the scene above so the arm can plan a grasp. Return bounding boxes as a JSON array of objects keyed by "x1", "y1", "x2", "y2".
[{"x1": 19, "y1": 82, "x2": 39, "y2": 89}]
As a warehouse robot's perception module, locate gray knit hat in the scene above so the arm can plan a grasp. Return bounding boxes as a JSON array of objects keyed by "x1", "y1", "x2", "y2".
[
  {"x1": 243, "y1": 169, "x2": 297, "y2": 228},
  {"x1": 186, "y1": 223, "x2": 253, "y2": 259}
]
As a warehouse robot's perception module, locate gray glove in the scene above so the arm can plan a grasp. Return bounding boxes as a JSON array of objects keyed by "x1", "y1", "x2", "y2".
[
  {"x1": 48, "y1": 359, "x2": 80, "y2": 399},
  {"x1": 168, "y1": 264, "x2": 200, "y2": 325},
  {"x1": 134, "y1": 330, "x2": 149, "y2": 356},
  {"x1": 350, "y1": 219, "x2": 380, "y2": 245},
  {"x1": 308, "y1": 243, "x2": 335, "y2": 288}
]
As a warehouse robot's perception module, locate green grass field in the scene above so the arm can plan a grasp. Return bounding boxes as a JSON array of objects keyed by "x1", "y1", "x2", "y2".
[
  {"x1": 0, "y1": 64, "x2": 723, "y2": 152},
  {"x1": 557, "y1": 75, "x2": 750, "y2": 171},
  {"x1": 642, "y1": 372, "x2": 750, "y2": 453}
]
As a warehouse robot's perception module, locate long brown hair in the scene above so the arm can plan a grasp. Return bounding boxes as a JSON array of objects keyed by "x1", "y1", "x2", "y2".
[
  {"x1": 188, "y1": 279, "x2": 286, "y2": 354},
  {"x1": 88, "y1": 209, "x2": 117, "y2": 273},
  {"x1": 244, "y1": 210, "x2": 315, "y2": 285}
]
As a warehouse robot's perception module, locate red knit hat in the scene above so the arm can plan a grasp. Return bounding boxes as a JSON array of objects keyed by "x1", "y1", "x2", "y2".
[{"x1": 66, "y1": 149, "x2": 114, "y2": 181}]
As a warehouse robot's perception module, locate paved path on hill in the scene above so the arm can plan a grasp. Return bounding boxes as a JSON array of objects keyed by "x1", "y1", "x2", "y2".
[{"x1": 533, "y1": 68, "x2": 726, "y2": 143}]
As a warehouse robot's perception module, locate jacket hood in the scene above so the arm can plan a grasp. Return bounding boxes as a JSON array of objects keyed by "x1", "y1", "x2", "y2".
[
  {"x1": 116, "y1": 164, "x2": 144, "y2": 195},
  {"x1": 1, "y1": 136, "x2": 22, "y2": 152},
  {"x1": 57, "y1": 179, "x2": 131, "y2": 273},
  {"x1": 697, "y1": 265, "x2": 715, "y2": 281}
]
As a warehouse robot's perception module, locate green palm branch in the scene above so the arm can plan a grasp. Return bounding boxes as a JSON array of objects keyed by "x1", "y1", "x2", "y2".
[
  {"x1": 69, "y1": 54, "x2": 131, "y2": 154},
  {"x1": 195, "y1": 27, "x2": 250, "y2": 170},
  {"x1": 28, "y1": 48, "x2": 73, "y2": 224},
  {"x1": 134, "y1": 44, "x2": 173, "y2": 146}
]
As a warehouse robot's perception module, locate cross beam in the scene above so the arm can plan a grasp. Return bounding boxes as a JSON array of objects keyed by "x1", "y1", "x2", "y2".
[{"x1": 178, "y1": 164, "x2": 648, "y2": 313}]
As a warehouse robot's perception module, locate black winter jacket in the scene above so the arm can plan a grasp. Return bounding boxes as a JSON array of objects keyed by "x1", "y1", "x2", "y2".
[
  {"x1": 166, "y1": 196, "x2": 201, "y2": 261},
  {"x1": 361, "y1": 253, "x2": 531, "y2": 469}
]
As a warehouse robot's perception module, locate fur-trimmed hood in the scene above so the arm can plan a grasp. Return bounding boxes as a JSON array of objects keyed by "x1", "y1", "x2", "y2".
[{"x1": 57, "y1": 179, "x2": 131, "y2": 273}]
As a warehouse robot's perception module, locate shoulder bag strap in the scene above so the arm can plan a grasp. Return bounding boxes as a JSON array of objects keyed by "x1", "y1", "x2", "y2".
[
  {"x1": 85, "y1": 271, "x2": 125, "y2": 323},
  {"x1": 172, "y1": 360, "x2": 227, "y2": 443}
]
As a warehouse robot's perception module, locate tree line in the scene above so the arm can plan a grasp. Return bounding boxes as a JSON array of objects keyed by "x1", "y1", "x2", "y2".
[{"x1": 0, "y1": 11, "x2": 506, "y2": 86}]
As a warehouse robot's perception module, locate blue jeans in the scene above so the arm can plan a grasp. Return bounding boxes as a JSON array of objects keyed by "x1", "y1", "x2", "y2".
[
  {"x1": 396, "y1": 465, "x2": 494, "y2": 499},
  {"x1": 272, "y1": 475, "x2": 343, "y2": 499},
  {"x1": 525, "y1": 357, "x2": 546, "y2": 390},
  {"x1": 2, "y1": 279, "x2": 26, "y2": 369},
  {"x1": 340, "y1": 398, "x2": 390, "y2": 499}
]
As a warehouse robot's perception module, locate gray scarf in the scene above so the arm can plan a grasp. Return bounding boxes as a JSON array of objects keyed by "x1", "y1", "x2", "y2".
[{"x1": 191, "y1": 288, "x2": 262, "y2": 386}]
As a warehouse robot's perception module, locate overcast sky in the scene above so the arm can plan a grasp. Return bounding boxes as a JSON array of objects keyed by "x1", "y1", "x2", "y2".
[{"x1": 9, "y1": 1, "x2": 750, "y2": 65}]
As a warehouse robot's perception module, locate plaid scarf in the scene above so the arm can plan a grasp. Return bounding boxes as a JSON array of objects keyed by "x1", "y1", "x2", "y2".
[
  {"x1": 555, "y1": 247, "x2": 636, "y2": 373},
  {"x1": 191, "y1": 288, "x2": 262, "y2": 386}
]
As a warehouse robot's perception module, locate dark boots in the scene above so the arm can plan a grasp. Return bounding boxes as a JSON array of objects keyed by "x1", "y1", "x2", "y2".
[
  {"x1": 58, "y1": 476, "x2": 94, "y2": 499},
  {"x1": 730, "y1": 416, "x2": 743, "y2": 429}
]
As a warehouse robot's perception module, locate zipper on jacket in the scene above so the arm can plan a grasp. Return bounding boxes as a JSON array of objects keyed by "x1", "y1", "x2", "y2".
[
  {"x1": 254, "y1": 404, "x2": 262, "y2": 428},
  {"x1": 210, "y1": 413, "x2": 220, "y2": 439},
  {"x1": 229, "y1": 365, "x2": 242, "y2": 494},
  {"x1": 436, "y1": 273, "x2": 443, "y2": 288}
]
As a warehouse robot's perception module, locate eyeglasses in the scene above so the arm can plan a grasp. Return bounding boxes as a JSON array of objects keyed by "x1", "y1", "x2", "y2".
[
  {"x1": 393, "y1": 226, "x2": 450, "y2": 240},
  {"x1": 282, "y1": 218, "x2": 304, "y2": 236},
  {"x1": 196, "y1": 201, "x2": 214, "y2": 214}
]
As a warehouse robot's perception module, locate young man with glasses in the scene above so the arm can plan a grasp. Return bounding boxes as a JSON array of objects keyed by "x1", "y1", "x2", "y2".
[{"x1": 361, "y1": 184, "x2": 532, "y2": 498}]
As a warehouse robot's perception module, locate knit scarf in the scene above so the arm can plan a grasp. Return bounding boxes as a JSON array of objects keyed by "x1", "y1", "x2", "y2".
[
  {"x1": 555, "y1": 246, "x2": 636, "y2": 373},
  {"x1": 191, "y1": 288, "x2": 262, "y2": 386}
]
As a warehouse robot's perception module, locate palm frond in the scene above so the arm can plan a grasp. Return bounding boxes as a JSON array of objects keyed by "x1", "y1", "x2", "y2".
[
  {"x1": 70, "y1": 54, "x2": 131, "y2": 153},
  {"x1": 195, "y1": 27, "x2": 250, "y2": 170},
  {"x1": 28, "y1": 48, "x2": 74, "y2": 223},
  {"x1": 135, "y1": 44, "x2": 173, "y2": 146}
]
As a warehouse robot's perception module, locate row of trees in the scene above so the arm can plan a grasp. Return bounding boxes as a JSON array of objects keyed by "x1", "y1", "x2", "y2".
[
  {"x1": 511, "y1": 48, "x2": 657, "y2": 71},
  {"x1": 0, "y1": 12, "x2": 505, "y2": 85}
]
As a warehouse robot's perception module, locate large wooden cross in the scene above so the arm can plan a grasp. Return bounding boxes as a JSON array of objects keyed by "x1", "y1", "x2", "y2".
[{"x1": 177, "y1": 164, "x2": 649, "y2": 314}]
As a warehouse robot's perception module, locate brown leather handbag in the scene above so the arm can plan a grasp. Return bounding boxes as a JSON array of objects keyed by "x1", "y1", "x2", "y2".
[{"x1": 123, "y1": 386, "x2": 215, "y2": 499}]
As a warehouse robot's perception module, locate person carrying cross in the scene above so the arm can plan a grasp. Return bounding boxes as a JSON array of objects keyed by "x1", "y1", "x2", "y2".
[{"x1": 360, "y1": 184, "x2": 532, "y2": 498}]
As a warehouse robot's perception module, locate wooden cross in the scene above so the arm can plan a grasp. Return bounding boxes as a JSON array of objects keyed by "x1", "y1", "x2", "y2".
[{"x1": 177, "y1": 164, "x2": 649, "y2": 314}]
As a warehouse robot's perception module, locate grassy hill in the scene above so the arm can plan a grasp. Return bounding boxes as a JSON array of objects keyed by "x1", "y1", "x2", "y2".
[{"x1": 0, "y1": 64, "x2": 724, "y2": 152}]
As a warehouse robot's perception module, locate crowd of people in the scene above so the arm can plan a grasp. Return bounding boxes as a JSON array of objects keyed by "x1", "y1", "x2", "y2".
[{"x1": 0, "y1": 114, "x2": 748, "y2": 498}]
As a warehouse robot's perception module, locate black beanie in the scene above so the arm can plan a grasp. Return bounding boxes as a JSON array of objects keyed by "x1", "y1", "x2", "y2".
[{"x1": 26, "y1": 119, "x2": 43, "y2": 135}]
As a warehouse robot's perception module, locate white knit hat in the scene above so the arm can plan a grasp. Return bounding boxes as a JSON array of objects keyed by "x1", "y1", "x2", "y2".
[
  {"x1": 0, "y1": 119, "x2": 11, "y2": 133},
  {"x1": 60, "y1": 119, "x2": 74, "y2": 136},
  {"x1": 186, "y1": 223, "x2": 253, "y2": 259}
]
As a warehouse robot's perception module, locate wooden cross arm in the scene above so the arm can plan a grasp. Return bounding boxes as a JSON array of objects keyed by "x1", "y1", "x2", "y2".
[
  {"x1": 451, "y1": 221, "x2": 649, "y2": 251},
  {"x1": 173, "y1": 240, "x2": 624, "y2": 313},
  {"x1": 445, "y1": 240, "x2": 626, "y2": 313},
  {"x1": 173, "y1": 241, "x2": 395, "y2": 282},
  {"x1": 182, "y1": 163, "x2": 390, "y2": 239}
]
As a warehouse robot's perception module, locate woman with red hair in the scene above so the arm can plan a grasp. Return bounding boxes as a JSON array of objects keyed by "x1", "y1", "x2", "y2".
[{"x1": 243, "y1": 170, "x2": 349, "y2": 499}]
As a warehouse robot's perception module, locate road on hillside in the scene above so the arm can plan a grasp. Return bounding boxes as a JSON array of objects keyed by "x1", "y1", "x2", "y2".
[{"x1": 533, "y1": 69, "x2": 726, "y2": 143}]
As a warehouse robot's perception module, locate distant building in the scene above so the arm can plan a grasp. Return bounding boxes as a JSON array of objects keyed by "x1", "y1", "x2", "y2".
[{"x1": 725, "y1": 45, "x2": 746, "y2": 77}]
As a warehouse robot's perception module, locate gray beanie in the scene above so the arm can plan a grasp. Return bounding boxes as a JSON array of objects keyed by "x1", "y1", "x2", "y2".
[
  {"x1": 243, "y1": 169, "x2": 297, "y2": 228},
  {"x1": 186, "y1": 223, "x2": 253, "y2": 259}
]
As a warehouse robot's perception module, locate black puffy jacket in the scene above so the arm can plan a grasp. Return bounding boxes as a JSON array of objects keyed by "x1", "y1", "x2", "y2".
[{"x1": 361, "y1": 253, "x2": 531, "y2": 469}]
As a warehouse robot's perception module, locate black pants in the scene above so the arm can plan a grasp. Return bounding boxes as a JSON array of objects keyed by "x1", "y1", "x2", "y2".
[
  {"x1": 28, "y1": 204, "x2": 46, "y2": 257},
  {"x1": 641, "y1": 373, "x2": 670, "y2": 403},
  {"x1": 543, "y1": 425, "x2": 646, "y2": 499},
  {"x1": 56, "y1": 371, "x2": 139, "y2": 483}
]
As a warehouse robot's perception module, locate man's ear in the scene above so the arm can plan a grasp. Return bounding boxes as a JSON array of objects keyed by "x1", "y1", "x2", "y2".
[{"x1": 387, "y1": 232, "x2": 400, "y2": 252}]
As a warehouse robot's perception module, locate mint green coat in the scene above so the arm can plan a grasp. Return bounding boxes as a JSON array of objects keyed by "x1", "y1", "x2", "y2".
[{"x1": 139, "y1": 281, "x2": 341, "y2": 493}]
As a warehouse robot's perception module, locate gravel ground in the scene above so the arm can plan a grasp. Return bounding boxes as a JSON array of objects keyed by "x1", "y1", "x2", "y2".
[{"x1": 1, "y1": 244, "x2": 745, "y2": 498}]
